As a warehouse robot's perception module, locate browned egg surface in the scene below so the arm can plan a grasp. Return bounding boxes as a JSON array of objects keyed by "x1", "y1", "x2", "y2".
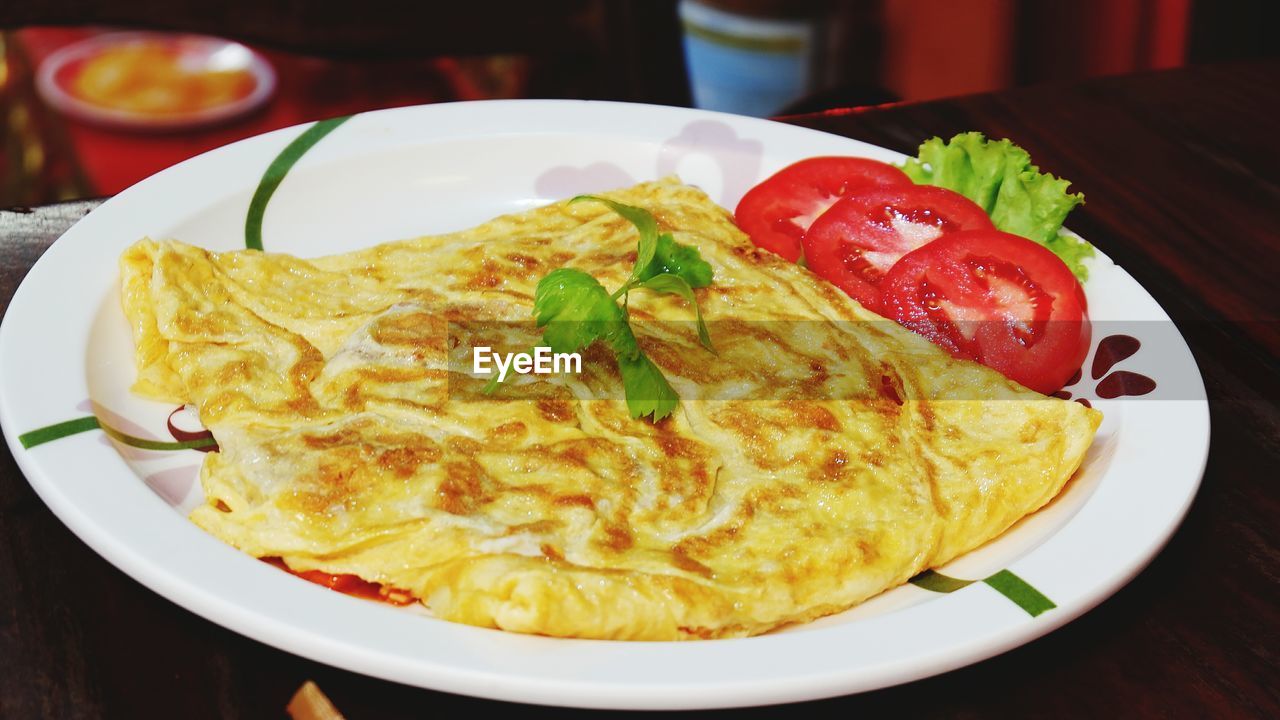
[{"x1": 120, "y1": 179, "x2": 1099, "y2": 640}]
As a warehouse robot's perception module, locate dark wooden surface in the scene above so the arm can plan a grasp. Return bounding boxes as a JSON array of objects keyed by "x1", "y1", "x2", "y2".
[{"x1": 2, "y1": 61, "x2": 1277, "y2": 719}]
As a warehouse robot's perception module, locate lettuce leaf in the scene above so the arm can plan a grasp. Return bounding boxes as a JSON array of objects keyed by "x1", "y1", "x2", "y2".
[{"x1": 901, "y1": 132, "x2": 1093, "y2": 280}]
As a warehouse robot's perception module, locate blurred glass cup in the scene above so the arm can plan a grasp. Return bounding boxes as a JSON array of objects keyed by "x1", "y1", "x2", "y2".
[{"x1": 679, "y1": 0, "x2": 822, "y2": 117}]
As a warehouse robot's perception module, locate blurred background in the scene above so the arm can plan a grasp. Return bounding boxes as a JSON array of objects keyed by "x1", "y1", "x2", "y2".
[{"x1": 1, "y1": 0, "x2": 1275, "y2": 207}]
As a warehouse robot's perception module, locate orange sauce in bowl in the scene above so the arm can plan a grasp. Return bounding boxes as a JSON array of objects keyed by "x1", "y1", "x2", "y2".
[{"x1": 67, "y1": 42, "x2": 256, "y2": 116}]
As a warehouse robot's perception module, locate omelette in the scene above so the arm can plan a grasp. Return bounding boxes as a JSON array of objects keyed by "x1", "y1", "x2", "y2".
[{"x1": 119, "y1": 178, "x2": 1100, "y2": 640}]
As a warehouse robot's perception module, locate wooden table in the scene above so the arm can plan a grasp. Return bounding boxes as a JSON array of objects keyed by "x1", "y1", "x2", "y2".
[{"x1": 2, "y1": 60, "x2": 1276, "y2": 718}]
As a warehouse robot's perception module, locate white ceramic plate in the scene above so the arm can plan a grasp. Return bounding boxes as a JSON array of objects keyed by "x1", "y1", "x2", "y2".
[
  {"x1": 36, "y1": 32, "x2": 275, "y2": 131},
  {"x1": 0, "y1": 101, "x2": 1208, "y2": 709}
]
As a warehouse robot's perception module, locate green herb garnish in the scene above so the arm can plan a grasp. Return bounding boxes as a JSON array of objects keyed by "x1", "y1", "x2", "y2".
[{"x1": 487, "y1": 196, "x2": 715, "y2": 422}]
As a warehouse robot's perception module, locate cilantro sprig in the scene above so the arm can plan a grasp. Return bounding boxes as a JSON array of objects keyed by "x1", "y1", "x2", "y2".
[{"x1": 487, "y1": 195, "x2": 715, "y2": 422}]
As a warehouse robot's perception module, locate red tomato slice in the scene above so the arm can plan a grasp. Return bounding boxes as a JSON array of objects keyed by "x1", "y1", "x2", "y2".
[
  {"x1": 734, "y1": 157, "x2": 910, "y2": 261},
  {"x1": 802, "y1": 185, "x2": 993, "y2": 311},
  {"x1": 880, "y1": 230, "x2": 1091, "y2": 394}
]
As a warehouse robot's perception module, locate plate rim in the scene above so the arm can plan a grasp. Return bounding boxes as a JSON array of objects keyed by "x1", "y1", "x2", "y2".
[{"x1": 0, "y1": 99, "x2": 1210, "y2": 709}]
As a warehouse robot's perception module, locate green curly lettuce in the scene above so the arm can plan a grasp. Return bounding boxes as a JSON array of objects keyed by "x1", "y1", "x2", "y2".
[{"x1": 901, "y1": 132, "x2": 1093, "y2": 281}]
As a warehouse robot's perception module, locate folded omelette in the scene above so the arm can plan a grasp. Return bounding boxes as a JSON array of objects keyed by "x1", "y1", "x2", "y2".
[{"x1": 120, "y1": 179, "x2": 1100, "y2": 640}]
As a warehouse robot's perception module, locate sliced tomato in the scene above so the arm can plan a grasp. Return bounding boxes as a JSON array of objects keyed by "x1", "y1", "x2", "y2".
[
  {"x1": 802, "y1": 185, "x2": 993, "y2": 311},
  {"x1": 880, "y1": 230, "x2": 1091, "y2": 394},
  {"x1": 734, "y1": 157, "x2": 910, "y2": 261}
]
